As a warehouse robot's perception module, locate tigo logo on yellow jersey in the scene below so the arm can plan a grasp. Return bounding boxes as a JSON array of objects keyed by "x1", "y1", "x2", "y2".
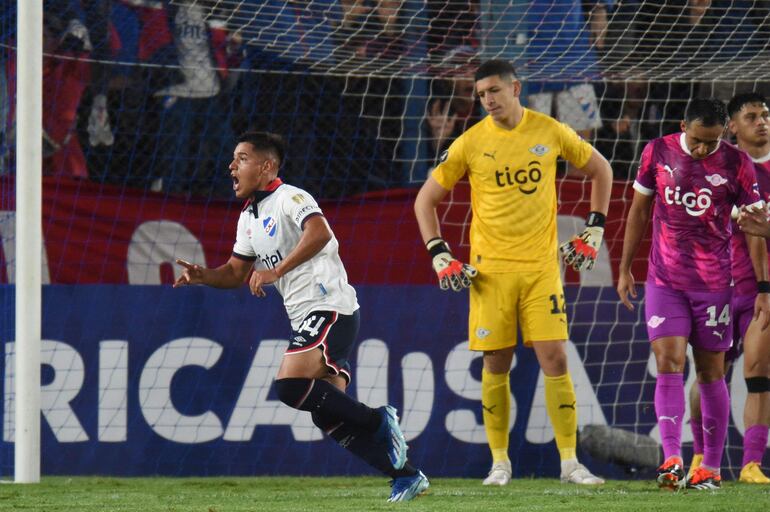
[{"x1": 494, "y1": 160, "x2": 542, "y2": 194}]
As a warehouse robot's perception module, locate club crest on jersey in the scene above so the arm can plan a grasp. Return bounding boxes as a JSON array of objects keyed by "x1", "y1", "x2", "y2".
[
  {"x1": 529, "y1": 144, "x2": 549, "y2": 156},
  {"x1": 647, "y1": 315, "x2": 666, "y2": 328},
  {"x1": 263, "y1": 216, "x2": 277, "y2": 237},
  {"x1": 705, "y1": 174, "x2": 728, "y2": 186}
]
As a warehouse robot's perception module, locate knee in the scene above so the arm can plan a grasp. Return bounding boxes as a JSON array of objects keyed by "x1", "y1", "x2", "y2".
[
  {"x1": 655, "y1": 354, "x2": 685, "y2": 374},
  {"x1": 536, "y1": 346, "x2": 567, "y2": 376},
  {"x1": 696, "y1": 367, "x2": 724, "y2": 383},
  {"x1": 274, "y1": 378, "x2": 314, "y2": 409}
]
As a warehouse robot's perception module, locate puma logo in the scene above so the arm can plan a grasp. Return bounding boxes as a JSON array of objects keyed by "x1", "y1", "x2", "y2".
[
  {"x1": 659, "y1": 415, "x2": 678, "y2": 424},
  {"x1": 703, "y1": 425, "x2": 715, "y2": 436},
  {"x1": 482, "y1": 404, "x2": 497, "y2": 414},
  {"x1": 713, "y1": 330, "x2": 723, "y2": 339},
  {"x1": 559, "y1": 401, "x2": 576, "y2": 410},
  {"x1": 483, "y1": 151, "x2": 497, "y2": 161}
]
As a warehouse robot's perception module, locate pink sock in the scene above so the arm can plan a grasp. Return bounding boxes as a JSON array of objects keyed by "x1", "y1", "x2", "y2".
[
  {"x1": 655, "y1": 373, "x2": 684, "y2": 460},
  {"x1": 742, "y1": 424, "x2": 769, "y2": 467},
  {"x1": 699, "y1": 378, "x2": 729, "y2": 470},
  {"x1": 690, "y1": 415, "x2": 704, "y2": 456}
]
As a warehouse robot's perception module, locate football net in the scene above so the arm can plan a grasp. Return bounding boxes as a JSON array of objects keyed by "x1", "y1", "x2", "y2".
[{"x1": 1, "y1": 0, "x2": 770, "y2": 480}]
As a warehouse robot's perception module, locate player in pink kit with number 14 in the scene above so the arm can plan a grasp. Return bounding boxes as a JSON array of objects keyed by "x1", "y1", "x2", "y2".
[
  {"x1": 617, "y1": 99, "x2": 770, "y2": 490},
  {"x1": 688, "y1": 93, "x2": 770, "y2": 485}
]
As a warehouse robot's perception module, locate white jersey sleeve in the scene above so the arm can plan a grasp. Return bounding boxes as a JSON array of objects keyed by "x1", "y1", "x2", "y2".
[
  {"x1": 232, "y1": 210, "x2": 257, "y2": 259},
  {"x1": 281, "y1": 190, "x2": 323, "y2": 229}
]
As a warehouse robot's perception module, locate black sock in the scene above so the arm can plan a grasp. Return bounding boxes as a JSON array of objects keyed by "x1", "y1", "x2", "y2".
[
  {"x1": 312, "y1": 411, "x2": 417, "y2": 478},
  {"x1": 275, "y1": 378, "x2": 382, "y2": 432}
]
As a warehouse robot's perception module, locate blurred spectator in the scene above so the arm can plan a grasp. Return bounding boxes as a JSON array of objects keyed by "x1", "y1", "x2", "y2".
[
  {"x1": 337, "y1": 0, "x2": 405, "y2": 58},
  {"x1": 150, "y1": 0, "x2": 238, "y2": 196},
  {"x1": 81, "y1": 0, "x2": 114, "y2": 148},
  {"x1": 3, "y1": 4, "x2": 93, "y2": 178},
  {"x1": 594, "y1": 92, "x2": 635, "y2": 180},
  {"x1": 423, "y1": 46, "x2": 480, "y2": 164},
  {"x1": 84, "y1": 0, "x2": 177, "y2": 188},
  {"x1": 525, "y1": 0, "x2": 607, "y2": 140},
  {"x1": 426, "y1": 1, "x2": 480, "y2": 59}
]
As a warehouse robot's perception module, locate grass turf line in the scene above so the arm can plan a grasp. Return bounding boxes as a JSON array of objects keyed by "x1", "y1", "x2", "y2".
[{"x1": 2, "y1": 477, "x2": 770, "y2": 511}]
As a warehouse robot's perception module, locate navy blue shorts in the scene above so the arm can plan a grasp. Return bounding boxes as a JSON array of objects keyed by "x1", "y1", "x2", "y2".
[{"x1": 285, "y1": 309, "x2": 360, "y2": 383}]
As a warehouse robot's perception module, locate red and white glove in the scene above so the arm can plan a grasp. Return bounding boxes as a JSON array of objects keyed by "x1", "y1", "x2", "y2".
[
  {"x1": 559, "y1": 212, "x2": 606, "y2": 272},
  {"x1": 426, "y1": 238, "x2": 477, "y2": 291}
]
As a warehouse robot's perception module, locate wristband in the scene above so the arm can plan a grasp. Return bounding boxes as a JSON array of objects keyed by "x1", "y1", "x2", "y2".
[
  {"x1": 585, "y1": 211, "x2": 606, "y2": 228},
  {"x1": 426, "y1": 237, "x2": 451, "y2": 259},
  {"x1": 758, "y1": 281, "x2": 770, "y2": 293}
]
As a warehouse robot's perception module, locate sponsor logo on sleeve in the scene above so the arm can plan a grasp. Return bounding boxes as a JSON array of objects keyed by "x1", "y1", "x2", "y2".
[{"x1": 294, "y1": 205, "x2": 320, "y2": 224}]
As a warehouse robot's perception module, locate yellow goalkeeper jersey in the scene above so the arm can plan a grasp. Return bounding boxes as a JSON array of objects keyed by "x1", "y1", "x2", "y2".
[{"x1": 432, "y1": 108, "x2": 593, "y2": 272}]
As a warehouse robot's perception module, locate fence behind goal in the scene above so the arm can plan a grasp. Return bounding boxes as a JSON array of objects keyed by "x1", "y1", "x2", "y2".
[{"x1": 1, "y1": 0, "x2": 769, "y2": 479}]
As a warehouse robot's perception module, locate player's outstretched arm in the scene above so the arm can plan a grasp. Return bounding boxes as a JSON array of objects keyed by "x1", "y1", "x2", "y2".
[
  {"x1": 617, "y1": 191, "x2": 653, "y2": 311},
  {"x1": 414, "y1": 176, "x2": 476, "y2": 291},
  {"x1": 174, "y1": 256, "x2": 253, "y2": 289},
  {"x1": 248, "y1": 215, "x2": 332, "y2": 297},
  {"x1": 560, "y1": 149, "x2": 612, "y2": 271}
]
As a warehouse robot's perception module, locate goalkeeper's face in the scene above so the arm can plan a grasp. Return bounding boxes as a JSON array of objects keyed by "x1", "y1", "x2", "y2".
[
  {"x1": 475, "y1": 75, "x2": 522, "y2": 124},
  {"x1": 229, "y1": 142, "x2": 275, "y2": 198}
]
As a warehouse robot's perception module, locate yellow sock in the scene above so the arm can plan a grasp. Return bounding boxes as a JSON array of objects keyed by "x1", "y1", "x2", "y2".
[
  {"x1": 544, "y1": 372, "x2": 577, "y2": 461},
  {"x1": 482, "y1": 368, "x2": 511, "y2": 463}
]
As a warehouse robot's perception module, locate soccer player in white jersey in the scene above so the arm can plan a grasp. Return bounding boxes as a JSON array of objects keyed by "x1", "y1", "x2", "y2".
[
  {"x1": 688, "y1": 93, "x2": 770, "y2": 484},
  {"x1": 174, "y1": 131, "x2": 429, "y2": 502},
  {"x1": 617, "y1": 98, "x2": 770, "y2": 490}
]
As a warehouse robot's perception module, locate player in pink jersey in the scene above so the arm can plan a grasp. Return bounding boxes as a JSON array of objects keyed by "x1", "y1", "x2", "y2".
[
  {"x1": 688, "y1": 93, "x2": 770, "y2": 484},
  {"x1": 617, "y1": 98, "x2": 770, "y2": 490}
]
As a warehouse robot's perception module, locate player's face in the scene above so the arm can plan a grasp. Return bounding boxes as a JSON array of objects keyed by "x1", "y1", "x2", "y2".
[
  {"x1": 475, "y1": 75, "x2": 521, "y2": 123},
  {"x1": 729, "y1": 102, "x2": 770, "y2": 147},
  {"x1": 229, "y1": 142, "x2": 275, "y2": 198},
  {"x1": 681, "y1": 120, "x2": 725, "y2": 160}
]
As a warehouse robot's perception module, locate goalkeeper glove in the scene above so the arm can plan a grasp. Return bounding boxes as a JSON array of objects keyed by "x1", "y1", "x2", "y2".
[
  {"x1": 559, "y1": 211, "x2": 605, "y2": 272},
  {"x1": 426, "y1": 238, "x2": 477, "y2": 291}
]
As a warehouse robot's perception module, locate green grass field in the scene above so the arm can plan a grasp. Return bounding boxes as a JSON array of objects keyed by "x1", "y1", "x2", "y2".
[{"x1": 2, "y1": 477, "x2": 770, "y2": 512}]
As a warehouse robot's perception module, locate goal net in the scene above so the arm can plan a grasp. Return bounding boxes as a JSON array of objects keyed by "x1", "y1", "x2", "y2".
[{"x1": 1, "y1": 0, "x2": 769, "y2": 480}]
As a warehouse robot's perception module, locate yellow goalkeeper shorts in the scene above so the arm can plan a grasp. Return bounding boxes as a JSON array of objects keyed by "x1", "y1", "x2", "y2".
[{"x1": 468, "y1": 268, "x2": 568, "y2": 351}]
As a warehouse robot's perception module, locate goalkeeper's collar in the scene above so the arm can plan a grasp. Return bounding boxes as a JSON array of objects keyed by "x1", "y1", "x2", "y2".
[{"x1": 244, "y1": 178, "x2": 284, "y2": 217}]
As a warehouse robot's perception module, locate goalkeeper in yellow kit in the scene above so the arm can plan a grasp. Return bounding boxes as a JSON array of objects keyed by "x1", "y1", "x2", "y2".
[{"x1": 414, "y1": 60, "x2": 612, "y2": 485}]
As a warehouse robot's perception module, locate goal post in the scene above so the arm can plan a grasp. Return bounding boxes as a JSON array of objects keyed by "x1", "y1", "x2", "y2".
[{"x1": 14, "y1": 0, "x2": 42, "y2": 484}]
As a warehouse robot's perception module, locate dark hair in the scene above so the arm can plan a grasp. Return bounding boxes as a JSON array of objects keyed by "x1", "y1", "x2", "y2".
[
  {"x1": 236, "y1": 131, "x2": 285, "y2": 165},
  {"x1": 474, "y1": 59, "x2": 517, "y2": 82},
  {"x1": 727, "y1": 92, "x2": 768, "y2": 118},
  {"x1": 684, "y1": 98, "x2": 727, "y2": 127}
]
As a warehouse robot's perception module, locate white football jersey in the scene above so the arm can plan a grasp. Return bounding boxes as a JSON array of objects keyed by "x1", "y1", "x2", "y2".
[{"x1": 233, "y1": 182, "x2": 359, "y2": 328}]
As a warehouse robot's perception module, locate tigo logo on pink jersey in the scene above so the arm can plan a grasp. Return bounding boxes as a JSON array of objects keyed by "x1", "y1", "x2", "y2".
[{"x1": 663, "y1": 186, "x2": 713, "y2": 217}]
